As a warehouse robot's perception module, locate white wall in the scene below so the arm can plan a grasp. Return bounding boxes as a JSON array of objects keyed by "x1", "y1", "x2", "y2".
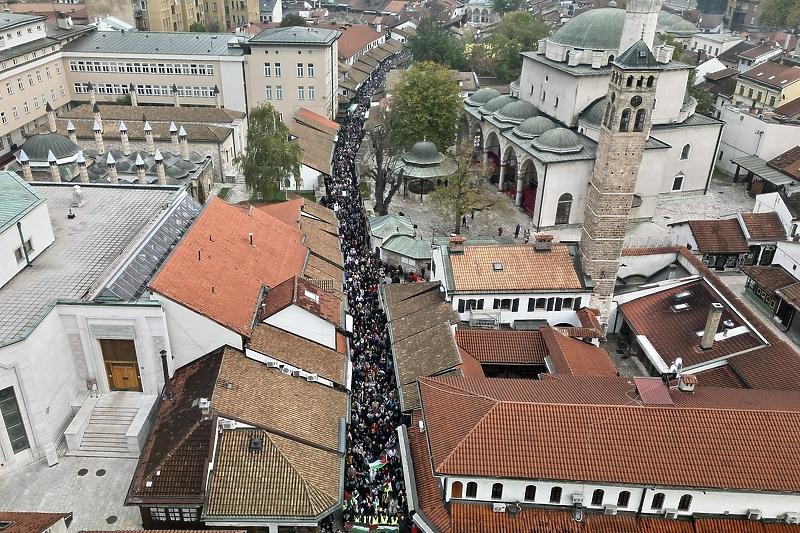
[
  {"x1": 668, "y1": 222, "x2": 699, "y2": 250},
  {"x1": 772, "y1": 241, "x2": 800, "y2": 281},
  {"x1": 754, "y1": 192, "x2": 798, "y2": 236},
  {"x1": 219, "y1": 58, "x2": 247, "y2": 112},
  {"x1": 716, "y1": 106, "x2": 800, "y2": 175},
  {"x1": 452, "y1": 292, "x2": 587, "y2": 327},
  {"x1": 536, "y1": 160, "x2": 594, "y2": 228},
  {"x1": 265, "y1": 306, "x2": 336, "y2": 349},
  {"x1": 0, "y1": 202, "x2": 55, "y2": 290},
  {"x1": 652, "y1": 69, "x2": 692, "y2": 125}
]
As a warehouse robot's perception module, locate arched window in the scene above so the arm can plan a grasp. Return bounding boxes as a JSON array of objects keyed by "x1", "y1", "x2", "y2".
[
  {"x1": 619, "y1": 108, "x2": 631, "y2": 131},
  {"x1": 491, "y1": 483, "x2": 504, "y2": 500},
  {"x1": 565, "y1": 50, "x2": 570, "y2": 63},
  {"x1": 591, "y1": 489, "x2": 605, "y2": 506},
  {"x1": 554, "y1": 96, "x2": 559, "y2": 108},
  {"x1": 549, "y1": 486, "x2": 563, "y2": 503},
  {"x1": 678, "y1": 494, "x2": 693, "y2": 511},
  {"x1": 626, "y1": 75, "x2": 633, "y2": 87},
  {"x1": 608, "y1": 54, "x2": 615, "y2": 65},
  {"x1": 651, "y1": 492, "x2": 665, "y2": 510},
  {"x1": 466, "y1": 482, "x2": 477, "y2": 498},
  {"x1": 647, "y1": 75, "x2": 655, "y2": 87},
  {"x1": 603, "y1": 103, "x2": 612, "y2": 127},
  {"x1": 524, "y1": 485, "x2": 537, "y2": 502},
  {"x1": 672, "y1": 173, "x2": 684, "y2": 191},
  {"x1": 617, "y1": 491, "x2": 631, "y2": 508},
  {"x1": 681, "y1": 143, "x2": 692, "y2": 160},
  {"x1": 636, "y1": 75, "x2": 643, "y2": 87},
  {"x1": 555, "y1": 193, "x2": 572, "y2": 225},
  {"x1": 451, "y1": 481, "x2": 463, "y2": 499},
  {"x1": 634, "y1": 109, "x2": 646, "y2": 132},
  {"x1": 608, "y1": 106, "x2": 616, "y2": 129}
]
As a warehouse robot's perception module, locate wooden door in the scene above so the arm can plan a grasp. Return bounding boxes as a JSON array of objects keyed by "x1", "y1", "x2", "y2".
[
  {"x1": 100, "y1": 339, "x2": 142, "y2": 391},
  {"x1": 110, "y1": 363, "x2": 140, "y2": 391}
]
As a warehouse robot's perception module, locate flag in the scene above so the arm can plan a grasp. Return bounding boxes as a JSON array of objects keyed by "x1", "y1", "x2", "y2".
[{"x1": 369, "y1": 457, "x2": 388, "y2": 470}]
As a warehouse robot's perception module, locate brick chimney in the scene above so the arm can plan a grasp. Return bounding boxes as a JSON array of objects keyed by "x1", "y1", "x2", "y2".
[
  {"x1": 135, "y1": 153, "x2": 147, "y2": 184},
  {"x1": 17, "y1": 150, "x2": 33, "y2": 182},
  {"x1": 46, "y1": 102, "x2": 56, "y2": 133},
  {"x1": 66, "y1": 120, "x2": 77, "y2": 144},
  {"x1": 534, "y1": 233, "x2": 554, "y2": 252},
  {"x1": 448, "y1": 234, "x2": 466, "y2": 254},
  {"x1": 76, "y1": 150, "x2": 89, "y2": 183},
  {"x1": 700, "y1": 302, "x2": 724, "y2": 350},
  {"x1": 107, "y1": 152, "x2": 118, "y2": 184},
  {"x1": 144, "y1": 120, "x2": 155, "y2": 155},
  {"x1": 47, "y1": 150, "x2": 60, "y2": 182},
  {"x1": 119, "y1": 121, "x2": 130, "y2": 155},
  {"x1": 155, "y1": 149, "x2": 166, "y2": 185},
  {"x1": 93, "y1": 121, "x2": 104, "y2": 154}
]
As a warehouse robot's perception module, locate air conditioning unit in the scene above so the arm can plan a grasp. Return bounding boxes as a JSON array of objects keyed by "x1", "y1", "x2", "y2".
[
  {"x1": 492, "y1": 503, "x2": 506, "y2": 513},
  {"x1": 782, "y1": 512, "x2": 800, "y2": 524},
  {"x1": 664, "y1": 509, "x2": 678, "y2": 520},
  {"x1": 747, "y1": 509, "x2": 762, "y2": 521},
  {"x1": 604, "y1": 505, "x2": 618, "y2": 515},
  {"x1": 306, "y1": 373, "x2": 318, "y2": 382},
  {"x1": 221, "y1": 420, "x2": 236, "y2": 430},
  {"x1": 291, "y1": 369, "x2": 301, "y2": 377},
  {"x1": 572, "y1": 494, "x2": 584, "y2": 505},
  {"x1": 265, "y1": 361, "x2": 279, "y2": 368}
]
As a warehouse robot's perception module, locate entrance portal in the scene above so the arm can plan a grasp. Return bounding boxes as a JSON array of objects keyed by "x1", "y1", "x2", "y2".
[{"x1": 100, "y1": 339, "x2": 142, "y2": 391}]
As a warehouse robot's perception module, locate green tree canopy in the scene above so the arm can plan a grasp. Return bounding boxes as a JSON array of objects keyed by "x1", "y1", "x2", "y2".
[
  {"x1": 492, "y1": 0, "x2": 526, "y2": 16},
  {"x1": 189, "y1": 22, "x2": 208, "y2": 32},
  {"x1": 280, "y1": 14, "x2": 308, "y2": 27},
  {"x1": 488, "y1": 12, "x2": 550, "y2": 81},
  {"x1": 390, "y1": 61, "x2": 463, "y2": 153},
  {"x1": 758, "y1": 0, "x2": 800, "y2": 30},
  {"x1": 407, "y1": 18, "x2": 468, "y2": 70},
  {"x1": 235, "y1": 103, "x2": 301, "y2": 201}
]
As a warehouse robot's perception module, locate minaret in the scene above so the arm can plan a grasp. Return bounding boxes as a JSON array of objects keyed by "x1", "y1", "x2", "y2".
[
  {"x1": 170, "y1": 122, "x2": 179, "y2": 153},
  {"x1": 179, "y1": 126, "x2": 189, "y2": 161},
  {"x1": 76, "y1": 150, "x2": 89, "y2": 183},
  {"x1": 618, "y1": 0, "x2": 664, "y2": 56},
  {"x1": 17, "y1": 150, "x2": 33, "y2": 182},
  {"x1": 46, "y1": 102, "x2": 56, "y2": 133},
  {"x1": 580, "y1": 41, "x2": 661, "y2": 322},
  {"x1": 172, "y1": 84, "x2": 181, "y2": 107},
  {"x1": 67, "y1": 121, "x2": 77, "y2": 144},
  {"x1": 88, "y1": 82, "x2": 96, "y2": 106},
  {"x1": 214, "y1": 85, "x2": 221, "y2": 108},
  {"x1": 94, "y1": 121, "x2": 104, "y2": 154},
  {"x1": 93, "y1": 102, "x2": 103, "y2": 132},
  {"x1": 129, "y1": 84, "x2": 138, "y2": 107},
  {"x1": 107, "y1": 152, "x2": 118, "y2": 184},
  {"x1": 119, "y1": 121, "x2": 130, "y2": 155},
  {"x1": 48, "y1": 150, "x2": 61, "y2": 182},
  {"x1": 155, "y1": 149, "x2": 167, "y2": 185},
  {"x1": 144, "y1": 120, "x2": 155, "y2": 155},
  {"x1": 135, "y1": 153, "x2": 147, "y2": 184}
]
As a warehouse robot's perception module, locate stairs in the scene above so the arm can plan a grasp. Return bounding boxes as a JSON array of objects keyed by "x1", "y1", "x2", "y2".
[{"x1": 79, "y1": 406, "x2": 139, "y2": 455}]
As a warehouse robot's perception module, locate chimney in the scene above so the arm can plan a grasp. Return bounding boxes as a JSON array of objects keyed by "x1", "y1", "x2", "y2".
[
  {"x1": 88, "y1": 82, "x2": 96, "y2": 106},
  {"x1": 700, "y1": 302, "x2": 724, "y2": 350},
  {"x1": 107, "y1": 152, "x2": 118, "y2": 184},
  {"x1": 47, "y1": 150, "x2": 61, "y2": 182},
  {"x1": 160, "y1": 350, "x2": 174, "y2": 400},
  {"x1": 135, "y1": 153, "x2": 147, "y2": 184},
  {"x1": 76, "y1": 150, "x2": 89, "y2": 183},
  {"x1": 214, "y1": 85, "x2": 221, "y2": 108},
  {"x1": 144, "y1": 120, "x2": 155, "y2": 155},
  {"x1": 170, "y1": 122, "x2": 179, "y2": 153},
  {"x1": 448, "y1": 234, "x2": 466, "y2": 254},
  {"x1": 119, "y1": 121, "x2": 130, "y2": 155},
  {"x1": 155, "y1": 149, "x2": 166, "y2": 185},
  {"x1": 129, "y1": 84, "x2": 138, "y2": 106},
  {"x1": 56, "y1": 11, "x2": 73, "y2": 29},
  {"x1": 17, "y1": 150, "x2": 33, "y2": 182},
  {"x1": 46, "y1": 102, "x2": 56, "y2": 133},
  {"x1": 93, "y1": 121, "x2": 104, "y2": 154},
  {"x1": 533, "y1": 233, "x2": 554, "y2": 251},
  {"x1": 179, "y1": 126, "x2": 189, "y2": 161},
  {"x1": 677, "y1": 374, "x2": 697, "y2": 393},
  {"x1": 92, "y1": 102, "x2": 102, "y2": 132},
  {"x1": 172, "y1": 84, "x2": 181, "y2": 107},
  {"x1": 66, "y1": 120, "x2": 77, "y2": 144}
]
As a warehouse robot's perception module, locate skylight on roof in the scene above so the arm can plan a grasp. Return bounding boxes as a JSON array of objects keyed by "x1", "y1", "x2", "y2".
[
  {"x1": 0, "y1": 523, "x2": 13, "y2": 531},
  {"x1": 492, "y1": 262, "x2": 503, "y2": 271},
  {"x1": 674, "y1": 290, "x2": 692, "y2": 300},
  {"x1": 304, "y1": 289, "x2": 319, "y2": 303},
  {"x1": 671, "y1": 303, "x2": 690, "y2": 312}
]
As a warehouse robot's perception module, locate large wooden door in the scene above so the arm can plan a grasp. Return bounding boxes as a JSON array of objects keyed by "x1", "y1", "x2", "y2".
[
  {"x1": 110, "y1": 363, "x2": 140, "y2": 391},
  {"x1": 100, "y1": 339, "x2": 142, "y2": 391}
]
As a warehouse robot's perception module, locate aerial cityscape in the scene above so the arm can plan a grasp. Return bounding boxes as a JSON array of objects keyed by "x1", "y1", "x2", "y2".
[{"x1": 0, "y1": 0, "x2": 800, "y2": 532}]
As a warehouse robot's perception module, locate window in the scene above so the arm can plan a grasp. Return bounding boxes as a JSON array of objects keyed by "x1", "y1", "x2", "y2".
[
  {"x1": 308, "y1": 85, "x2": 315, "y2": 99},
  {"x1": 617, "y1": 491, "x2": 631, "y2": 508},
  {"x1": 647, "y1": 75, "x2": 654, "y2": 87},
  {"x1": 491, "y1": 483, "x2": 503, "y2": 500},
  {"x1": 678, "y1": 494, "x2": 692, "y2": 511},
  {"x1": 307, "y1": 63, "x2": 314, "y2": 76},
  {"x1": 555, "y1": 193, "x2": 572, "y2": 225},
  {"x1": 27, "y1": 73, "x2": 34, "y2": 86},
  {"x1": 672, "y1": 173, "x2": 684, "y2": 191},
  {"x1": 0, "y1": 386, "x2": 30, "y2": 453},
  {"x1": 651, "y1": 492, "x2": 665, "y2": 510},
  {"x1": 554, "y1": 96, "x2": 559, "y2": 108},
  {"x1": 591, "y1": 489, "x2": 604, "y2": 506},
  {"x1": 23, "y1": 101, "x2": 29, "y2": 113},
  {"x1": 265, "y1": 85, "x2": 272, "y2": 99},
  {"x1": 17, "y1": 77, "x2": 23, "y2": 90},
  {"x1": 0, "y1": 112, "x2": 6, "y2": 124},
  {"x1": 297, "y1": 62, "x2": 304, "y2": 77},
  {"x1": 748, "y1": 88, "x2": 753, "y2": 98},
  {"x1": 5, "y1": 81, "x2": 11, "y2": 95},
  {"x1": 12, "y1": 106, "x2": 18, "y2": 119},
  {"x1": 451, "y1": 481, "x2": 463, "y2": 498},
  {"x1": 769, "y1": 95, "x2": 776, "y2": 106},
  {"x1": 55, "y1": 62, "x2": 60, "y2": 74},
  {"x1": 50, "y1": 88, "x2": 56, "y2": 100},
  {"x1": 757, "y1": 91, "x2": 762, "y2": 102},
  {"x1": 549, "y1": 486, "x2": 562, "y2": 504},
  {"x1": 298, "y1": 86, "x2": 304, "y2": 99},
  {"x1": 33, "y1": 96, "x2": 39, "y2": 109},
  {"x1": 264, "y1": 63, "x2": 271, "y2": 76},
  {"x1": 148, "y1": 508, "x2": 199, "y2": 522},
  {"x1": 680, "y1": 143, "x2": 691, "y2": 160},
  {"x1": 466, "y1": 482, "x2": 478, "y2": 498},
  {"x1": 35, "y1": 70, "x2": 42, "y2": 82},
  {"x1": 274, "y1": 63, "x2": 281, "y2": 76},
  {"x1": 524, "y1": 485, "x2": 536, "y2": 502},
  {"x1": 619, "y1": 108, "x2": 631, "y2": 131},
  {"x1": 276, "y1": 86, "x2": 282, "y2": 100},
  {"x1": 60, "y1": 85, "x2": 65, "y2": 97}
]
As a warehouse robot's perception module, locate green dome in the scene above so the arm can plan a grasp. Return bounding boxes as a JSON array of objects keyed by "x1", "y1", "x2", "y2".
[
  {"x1": 479, "y1": 95, "x2": 515, "y2": 115},
  {"x1": 512, "y1": 116, "x2": 556, "y2": 139},
  {"x1": 549, "y1": 7, "x2": 626, "y2": 51},
  {"x1": 19, "y1": 132, "x2": 81, "y2": 162},
  {"x1": 531, "y1": 128, "x2": 583, "y2": 154},
  {"x1": 403, "y1": 140, "x2": 445, "y2": 166},
  {"x1": 668, "y1": 19, "x2": 699, "y2": 36},
  {"x1": 494, "y1": 100, "x2": 539, "y2": 124},
  {"x1": 466, "y1": 88, "x2": 501, "y2": 107},
  {"x1": 579, "y1": 97, "x2": 606, "y2": 126}
]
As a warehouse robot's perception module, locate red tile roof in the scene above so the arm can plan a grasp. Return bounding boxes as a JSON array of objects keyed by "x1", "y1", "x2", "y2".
[
  {"x1": 0, "y1": 513, "x2": 72, "y2": 533},
  {"x1": 740, "y1": 211, "x2": 786, "y2": 240},
  {"x1": 541, "y1": 327, "x2": 618, "y2": 376},
  {"x1": 730, "y1": 340, "x2": 800, "y2": 390},
  {"x1": 686, "y1": 219, "x2": 749, "y2": 254},
  {"x1": 767, "y1": 145, "x2": 800, "y2": 181},
  {"x1": 455, "y1": 329, "x2": 547, "y2": 364},
  {"x1": 741, "y1": 62, "x2": 800, "y2": 89},
  {"x1": 150, "y1": 198, "x2": 307, "y2": 336},
  {"x1": 633, "y1": 377, "x2": 673, "y2": 405},
  {"x1": 294, "y1": 107, "x2": 341, "y2": 137},
  {"x1": 457, "y1": 347, "x2": 485, "y2": 377},
  {"x1": 774, "y1": 98, "x2": 800, "y2": 118},
  {"x1": 315, "y1": 23, "x2": 384, "y2": 60},
  {"x1": 258, "y1": 275, "x2": 343, "y2": 327},
  {"x1": 740, "y1": 265, "x2": 797, "y2": 292},
  {"x1": 692, "y1": 364, "x2": 747, "y2": 388},
  {"x1": 739, "y1": 44, "x2": 780, "y2": 60},
  {"x1": 408, "y1": 411, "x2": 452, "y2": 533}
]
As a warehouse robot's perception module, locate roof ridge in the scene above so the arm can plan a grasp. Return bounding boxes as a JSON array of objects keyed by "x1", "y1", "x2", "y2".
[{"x1": 436, "y1": 401, "x2": 500, "y2": 472}]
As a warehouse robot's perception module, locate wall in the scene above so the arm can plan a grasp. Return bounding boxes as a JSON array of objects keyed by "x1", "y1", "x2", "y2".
[
  {"x1": 265, "y1": 306, "x2": 336, "y2": 350},
  {"x1": 772, "y1": 241, "x2": 800, "y2": 280},
  {"x1": 0, "y1": 202, "x2": 55, "y2": 290},
  {"x1": 651, "y1": 69, "x2": 691, "y2": 124},
  {"x1": 716, "y1": 106, "x2": 800, "y2": 175},
  {"x1": 451, "y1": 291, "x2": 587, "y2": 327},
  {"x1": 754, "y1": 192, "x2": 797, "y2": 236},
  {"x1": 536, "y1": 160, "x2": 593, "y2": 228},
  {"x1": 668, "y1": 222, "x2": 700, "y2": 250}
]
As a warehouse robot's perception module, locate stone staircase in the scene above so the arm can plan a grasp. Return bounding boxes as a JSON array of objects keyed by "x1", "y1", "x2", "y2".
[{"x1": 79, "y1": 405, "x2": 139, "y2": 455}]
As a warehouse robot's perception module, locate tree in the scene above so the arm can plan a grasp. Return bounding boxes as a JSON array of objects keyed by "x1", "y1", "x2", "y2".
[
  {"x1": 280, "y1": 14, "x2": 308, "y2": 27},
  {"x1": 429, "y1": 143, "x2": 510, "y2": 234},
  {"x1": 758, "y1": 0, "x2": 800, "y2": 30},
  {"x1": 390, "y1": 61, "x2": 463, "y2": 153},
  {"x1": 687, "y1": 68, "x2": 715, "y2": 116},
  {"x1": 659, "y1": 33, "x2": 683, "y2": 61},
  {"x1": 407, "y1": 18, "x2": 468, "y2": 70},
  {"x1": 492, "y1": 0, "x2": 526, "y2": 16},
  {"x1": 488, "y1": 12, "x2": 550, "y2": 81},
  {"x1": 368, "y1": 110, "x2": 405, "y2": 216},
  {"x1": 189, "y1": 22, "x2": 208, "y2": 32},
  {"x1": 467, "y1": 42, "x2": 499, "y2": 76},
  {"x1": 695, "y1": 0, "x2": 727, "y2": 14},
  {"x1": 235, "y1": 103, "x2": 301, "y2": 202}
]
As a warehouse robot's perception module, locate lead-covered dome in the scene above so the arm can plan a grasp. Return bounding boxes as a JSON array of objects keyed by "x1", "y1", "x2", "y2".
[
  {"x1": 494, "y1": 100, "x2": 539, "y2": 124},
  {"x1": 403, "y1": 140, "x2": 445, "y2": 166},
  {"x1": 531, "y1": 127, "x2": 583, "y2": 154},
  {"x1": 479, "y1": 95, "x2": 515, "y2": 115},
  {"x1": 549, "y1": 6, "x2": 626, "y2": 51},
  {"x1": 579, "y1": 97, "x2": 607, "y2": 126},
  {"x1": 19, "y1": 132, "x2": 81, "y2": 162},
  {"x1": 512, "y1": 116, "x2": 557, "y2": 139},
  {"x1": 466, "y1": 88, "x2": 501, "y2": 107}
]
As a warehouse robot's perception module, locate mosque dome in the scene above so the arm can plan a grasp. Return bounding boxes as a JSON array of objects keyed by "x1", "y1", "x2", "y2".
[
  {"x1": 478, "y1": 95, "x2": 515, "y2": 115},
  {"x1": 668, "y1": 19, "x2": 700, "y2": 36},
  {"x1": 512, "y1": 116, "x2": 557, "y2": 139},
  {"x1": 579, "y1": 97, "x2": 607, "y2": 126},
  {"x1": 531, "y1": 127, "x2": 584, "y2": 154},
  {"x1": 403, "y1": 140, "x2": 445, "y2": 166},
  {"x1": 466, "y1": 88, "x2": 501, "y2": 107},
  {"x1": 494, "y1": 100, "x2": 539, "y2": 124},
  {"x1": 549, "y1": 7, "x2": 627, "y2": 51},
  {"x1": 19, "y1": 132, "x2": 81, "y2": 162}
]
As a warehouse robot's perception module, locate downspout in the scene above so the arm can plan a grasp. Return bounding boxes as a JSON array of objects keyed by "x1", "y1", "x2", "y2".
[
  {"x1": 704, "y1": 122, "x2": 724, "y2": 195},
  {"x1": 16, "y1": 221, "x2": 31, "y2": 266},
  {"x1": 536, "y1": 164, "x2": 548, "y2": 230}
]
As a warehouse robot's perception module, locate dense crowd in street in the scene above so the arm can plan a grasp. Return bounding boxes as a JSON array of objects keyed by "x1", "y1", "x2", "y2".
[{"x1": 320, "y1": 56, "x2": 411, "y2": 532}]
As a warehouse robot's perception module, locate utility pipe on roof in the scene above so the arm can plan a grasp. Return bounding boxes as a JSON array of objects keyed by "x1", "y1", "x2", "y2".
[{"x1": 16, "y1": 221, "x2": 31, "y2": 267}]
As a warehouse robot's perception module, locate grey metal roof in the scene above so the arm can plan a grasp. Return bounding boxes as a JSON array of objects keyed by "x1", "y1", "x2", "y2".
[
  {"x1": 369, "y1": 214, "x2": 415, "y2": 239},
  {"x1": 0, "y1": 13, "x2": 45, "y2": 31},
  {"x1": 549, "y1": 7, "x2": 626, "y2": 51},
  {"x1": 382, "y1": 235, "x2": 432, "y2": 260},
  {"x1": 249, "y1": 26, "x2": 341, "y2": 46},
  {"x1": 0, "y1": 171, "x2": 45, "y2": 235},
  {"x1": 62, "y1": 31, "x2": 245, "y2": 57},
  {"x1": 522, "y1": 52, "x2": 693, "y2": 78},
  {"x1": 651, "y1": 113, "x2": 723, "y2": 129},
  {"x1": 731, "y1": 155, "x2": 795, "y2": 188},
  {"x1": 0, "y1": 184, "x2": 183, "y2": 347},
  {"x1": 615, "y1": 40, "x2": 661, "y2": 70},
  {"x1": 0, "y1": 36, "x2": 59, "y2": 63}
]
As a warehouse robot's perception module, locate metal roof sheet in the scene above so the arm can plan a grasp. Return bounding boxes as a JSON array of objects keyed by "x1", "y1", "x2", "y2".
[
  {"x1": 731, "y1": 154, "x2": 794, "y2": 187},
  {"x1": 0, "y1": 171, "x2": 46, "y2": 235},
  {"x1": 62, "y1": 31, "x2": 244, "y2": 57}
]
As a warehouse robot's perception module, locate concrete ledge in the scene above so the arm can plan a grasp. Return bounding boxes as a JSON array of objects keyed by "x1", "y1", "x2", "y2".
[
  {"x1": 64, "y1": 396, "x2": 100, "y2": 452},
  {"x1": 126, "y1": 395, "x2": 159, "y2": 454}
]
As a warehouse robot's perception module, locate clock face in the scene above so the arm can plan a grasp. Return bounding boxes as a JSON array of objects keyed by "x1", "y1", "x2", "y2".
[{"x1": 630, "y1": 95, "x2": 643, "y2": 107}]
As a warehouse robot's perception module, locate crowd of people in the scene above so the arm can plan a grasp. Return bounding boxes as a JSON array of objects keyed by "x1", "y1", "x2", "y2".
[{"x1": 320, "y1": 55, "x2": 411, "y2": 532}]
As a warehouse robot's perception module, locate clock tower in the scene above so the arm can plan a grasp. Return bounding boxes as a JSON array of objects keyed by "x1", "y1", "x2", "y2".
[{"x1": 580, "y1": 40, "x2": 661, "y2": 321}]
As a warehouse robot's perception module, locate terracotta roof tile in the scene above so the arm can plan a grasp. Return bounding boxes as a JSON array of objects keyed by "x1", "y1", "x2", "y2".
[
  {"x1": 740, "y1": 212, "x2": 786, "y2": 240},
  {"x1": 541, "y1": 327, "x2": 618, "y2": 376},
  {"x1": 258, "y1": 276, "x2": 342, "y2": 327},
  {"x1": 767, "y1": 145, "x2": 800, "y2": 181},
  {"x1": 729, "y1": 340, "x2": 800, "y2": 390},
  {"x1": 300, "y1": 197, "x2": 339, "y2": 225},
  {"x1": 248, "y1": 198, "x2": 304, "y2": 227},
  {"x1": 692, "y1": 364, "x2": 747, "y2": 388},
  {"x1": 0, "y1": 513, "x2": 72, "y2": 533},
  {"x1": 777, "y1": 282, "x2": 800, "y2": 311},
  {"x1": 63, "y1": 103, "x2": 245, "y2": 123},
  {"x1": 741, "y1": 62, "x2": 800, "y2": 88},
  {"x1": 150, "y1": 198, "x2": 307, "y2": 336},
  {"x1": 407, "y1": 411, "x2": 452, "y2": 533},
  {"x1": 686, "y1": 219, "x2": 749, "y2": 254},
  {"x1": 291, "y1": 119, "x2": 335, "y2": 175},
  {"x1": 456, "y1": 347, "x2": 485, "y2": 377},
  {"x1": 294, "y1": 107, "x2": 340, "y2": 137},
  {"x1": 248, "y1": 323, "x2": 346, "y2": 385},
  {"x1": 775, "y1": 99, "x2": 800, "y2": 118},
  {"x1": 741, "y1": 265, "x2": 797, "y2": 292},
  {"x1": 455, "y1": 329, "x2": 547, "y2": 364},
  {"x1": 449, "y1": 244, "x2": 583, "y2": 292}
]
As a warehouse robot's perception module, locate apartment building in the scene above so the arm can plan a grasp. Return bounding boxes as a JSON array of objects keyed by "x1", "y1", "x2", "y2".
[
  {"x1": 733, "y1": 62, "x2": 800, "y2": 112},
  {"x1": 244, "y1": 26, "x2": 341, "y2": 121},
  {"x1": 60, "y1": 30, "x2": 247, "y2": 112},
  {"x1": 0, "y1": 14, "x2": 91, "y2": 161},
  {"x1": 133, "y1": 0, "x2": 203, "y2": 31}
]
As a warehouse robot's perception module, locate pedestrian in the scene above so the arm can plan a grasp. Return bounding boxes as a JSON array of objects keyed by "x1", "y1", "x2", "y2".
[
  {"x1": 524, "y1": 228, "x2": 531, "y2": 244},
  {"x1": 461, "y1": 215, "x2": 467, "y2": 228},
  {"x1": 498, "y1": 227, "x2": 504, "y2": 236},
  {"x1": 514, "y1": 223, "x2": 521, "y2": 239}
]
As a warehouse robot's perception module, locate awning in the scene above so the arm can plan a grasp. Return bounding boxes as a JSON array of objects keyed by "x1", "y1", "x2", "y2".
[{"x1": 731, "y1": 155, "x2": 796, "y2": 188}]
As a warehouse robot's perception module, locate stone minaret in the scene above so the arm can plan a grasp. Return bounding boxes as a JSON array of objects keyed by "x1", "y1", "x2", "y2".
[
  {"x1": 214, "y1": 85, "x2": 221, "y2": 108},
  {"x1": 67, "y1": 121, "x2": 77, "y2": 144},
  {"x1": 17, "y1": 150, "x2": 33, "y2": 181},
  {"x1": 172, "y1": 84, "x2": 181, "y2": 107},
  {"x1": 135, "y1": 153, "x2": 147, "y2": 184},
  {"x1": 170, "y1": 122, "x2": 179, "y2": 153},
  {"x1": 580, "y1": 41, "x2": 661, "y2": 322},
  {"x1": 155, "y1": 149, "x2": 167, "y2": 185},
  {"x1": 129, "y1": 84, "x2": 138, "y2": 106},
  {"x1": 47, "y1": 150, "x2": 60, "y2": 182},
  {"x1": 94, "y1": 121, "x2": 104, "y2": 154},
  {"x1": 76, "y1": 150, "x2": 89, "y2": 183},
  {"x1": 618, "y1": 0, "x2": 664, "y2": 57},
  {"x1": 144, "y1": 121, "x2": 155, "y2": 155},
  {"x1": 46, "y1": 102, "x2": 56, "y2": 133},
  {"x1": 88, "y1": 82, "x2": 96, "y2": 106},
  {"x1": 93, "y1": 102, "x2": 102, "y2": 132},
  {"x1": 119, "y1": 121, "x2": 130, "y2": 155},
  {"x1": 179, "y1": 126, "x2": 189, "y2": 161},
  {"x1": 107, "y1": 152, "x2": 118, "y2": 184}
]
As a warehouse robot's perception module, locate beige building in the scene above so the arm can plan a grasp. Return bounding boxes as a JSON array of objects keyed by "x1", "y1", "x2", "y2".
[
  {"x1": 244, "y1": 26, "x2": 341, "y2": 122},
  {"x1": 734, "y1": 62, "x2": 800, "y2": 112},
  {"x1": 133, "y1": 0, "x2": 202, "y2": 31}
]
